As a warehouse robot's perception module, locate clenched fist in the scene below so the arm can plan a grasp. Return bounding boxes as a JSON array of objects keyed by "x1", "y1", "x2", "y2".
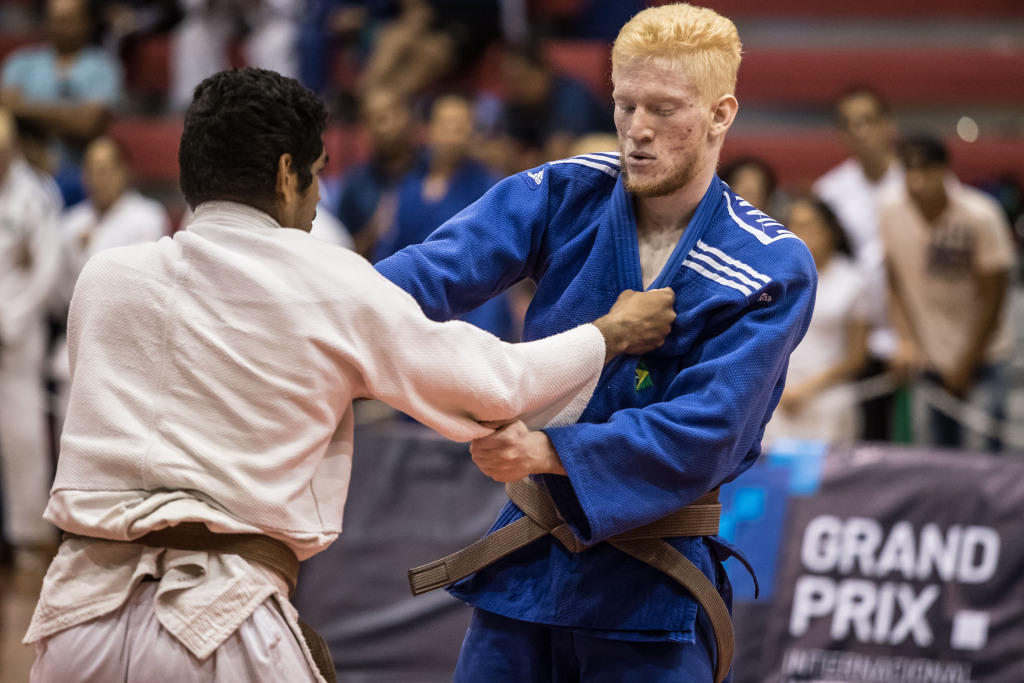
[{"x1": 593, "y1": 288, "x2": 676, "y2": 362}]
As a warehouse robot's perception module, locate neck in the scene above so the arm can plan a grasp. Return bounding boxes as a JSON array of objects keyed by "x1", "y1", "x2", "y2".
[
  {"x1": 813, "y1": 250, "x2": 832, "y2": 272},
  {"x1": 377, "y1": 145, "x2": 416, "y2": 178},
  {"x1": 859, "y1": 153, "x2": 893, "y2": 183},
  {"x1": 915, "y1": 192, "x2": 949, "y2": 224},
  {"x1": 429, "y1": 152, "x2": 460, "y2": 178},
  {"x1": 633, "y1": 167, "x2": 713, "y2": 236}
]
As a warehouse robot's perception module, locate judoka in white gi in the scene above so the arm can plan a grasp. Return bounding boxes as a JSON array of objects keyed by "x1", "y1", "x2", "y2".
[
  {"x1": 0, "y1": 107, "x2": 63, "y2": 567},
  {"x1": 23, "y1": 67, "x2": 676, "y2": 682},
  {"x1": 49, "y1": 136, "x2": 171, "y2": 436}
]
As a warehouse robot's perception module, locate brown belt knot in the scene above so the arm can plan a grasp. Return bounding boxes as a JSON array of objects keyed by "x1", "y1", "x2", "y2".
[{"x1": 407, "y1": 478, "x2": 735, "y2": 683}]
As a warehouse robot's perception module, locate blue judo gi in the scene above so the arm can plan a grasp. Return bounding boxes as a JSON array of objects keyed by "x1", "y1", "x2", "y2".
[{"x1": 375, "y1": 152, "x2": 817, "y2": 679}]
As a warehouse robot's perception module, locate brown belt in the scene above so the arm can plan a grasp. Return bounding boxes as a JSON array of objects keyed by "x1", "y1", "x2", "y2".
[
  {"x1": 408, "y1": 478, "x2": 735, "y2": 683},
  {"x1": 62, "y1": 523, "x2": 336, "y2": 683}
]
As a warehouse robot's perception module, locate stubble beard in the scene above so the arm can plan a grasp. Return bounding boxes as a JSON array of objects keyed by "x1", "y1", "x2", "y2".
[{"x1": 621, "y1": 143, "x2": 705, "y2": 198}]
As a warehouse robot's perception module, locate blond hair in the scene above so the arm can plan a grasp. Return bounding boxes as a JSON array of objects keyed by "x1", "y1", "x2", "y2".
[{"x1": 612, "y1": 3, "x2": 742, "y2": 104}]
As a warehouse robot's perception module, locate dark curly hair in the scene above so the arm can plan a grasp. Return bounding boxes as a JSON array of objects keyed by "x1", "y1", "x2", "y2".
[{"x1": 178, "y1": 67, "x2": 329, "y2": 211}]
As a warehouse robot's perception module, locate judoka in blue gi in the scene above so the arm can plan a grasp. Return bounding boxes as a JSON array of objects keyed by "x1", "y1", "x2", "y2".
[{"x1": 376, "y1": 4, "x2": 818, "y2": 681}]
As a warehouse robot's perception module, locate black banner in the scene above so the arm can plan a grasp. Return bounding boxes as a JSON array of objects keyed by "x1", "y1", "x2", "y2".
[{"x1": 759, "y1": 444, "x2": 1024, "y2": 683}]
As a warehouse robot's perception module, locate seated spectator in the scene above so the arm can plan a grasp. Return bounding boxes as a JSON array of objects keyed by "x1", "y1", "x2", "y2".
[
  {"x1": 170, "y1": 0, "x2": 302, "y2": 111},
  {"x1": 0, "y1": 0, "x2": 124, "y2": 206},
  {"x1": 721, "y1": 155, "x2": 785, "y2": 217},
  {"x1": 357, "y1": 0, "x2": 510, "y2": 99},
  {"x1": 0, "y1": 107, "x2": 63, "y2": 570},
  {"x1": 334, "y1": 86, "x2": 421, "y2": 257},
  {"x1": 375, "y1": 94, "x2": 514, "y2": 339},
  {"x1": 477, "y1": 38, "x2": 613, "y2": 174},
  {"x1": 881, "y1": 135, "x2": 1014, "y2": 452},
  {"x1": 764, "y1": 196, "x2": 869, "y2": 446},
  {"x1": 49, "y1": 136, "x2": 170, "y2": 432}
]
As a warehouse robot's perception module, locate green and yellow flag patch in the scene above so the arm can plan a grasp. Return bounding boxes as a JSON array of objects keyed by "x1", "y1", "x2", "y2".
[{"x1": 635, "y1": 359, "x2": 653, "y2": 391}]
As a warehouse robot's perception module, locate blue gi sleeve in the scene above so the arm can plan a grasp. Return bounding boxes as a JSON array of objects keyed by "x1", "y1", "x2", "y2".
[
  {"x1": 375, "y1": 172, "x2": 549, "y2": 321},
  {"x1": 542, "y1": 255, "x2": 817, "y2": 545}
]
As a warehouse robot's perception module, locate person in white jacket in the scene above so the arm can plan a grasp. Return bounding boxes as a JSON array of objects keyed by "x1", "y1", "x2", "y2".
[
  {"x1": 24, "y1": 67, "x2": 676, "y2": 682},
  {"x1": 49, "y1": 135, "x2": 171, "y2": 435},
  {"x1": 0, "y1": 107, "x2": 63, "y2": 569}
]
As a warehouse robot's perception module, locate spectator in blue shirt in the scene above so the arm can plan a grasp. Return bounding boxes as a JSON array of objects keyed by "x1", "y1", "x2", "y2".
[
  {"x1": 375, "y1": 94, "x2": 514, "y2": 339},
  {"x1": 0, "y1": 0, "x2": 124, "y2": 206},
  {"x1": 478, "y1": 38, "x2": 613, "y2": 175},
  {"x1": 334, "y1": 86, "x2": 421, "y2": 257}
]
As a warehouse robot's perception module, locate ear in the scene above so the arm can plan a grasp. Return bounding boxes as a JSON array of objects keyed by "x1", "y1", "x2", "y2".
[
  {"x1": 275, "y1": 153, "x2": 297, "y2": 204},
  {"x1": 710, "y1": 94, "x2": 738, "y2": 137}
]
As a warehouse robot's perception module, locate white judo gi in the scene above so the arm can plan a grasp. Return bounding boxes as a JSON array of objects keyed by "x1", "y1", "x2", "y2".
[
  {"x1": 25, "y1": 201, "x2": 606, "y2": 681},
  {"x1": 0, "y1": 157, "x2": 62, "y2": 551},
  {"x1": 49, "y1": 188, "x2": 170, "y2": 431}
]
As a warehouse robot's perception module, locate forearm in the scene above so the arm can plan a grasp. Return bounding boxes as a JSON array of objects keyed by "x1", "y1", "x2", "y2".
[
  {"x1": 955, "y1": 272, "x2": 1008, "y2": 375},
  {"x1": 8, "y1": 98, "x2": 109, "y2": 142}
]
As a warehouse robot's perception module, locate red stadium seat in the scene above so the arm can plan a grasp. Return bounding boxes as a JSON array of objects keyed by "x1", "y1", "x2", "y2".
[{"x1": 738, "y1": 46, "x2": 1024, "y2": 107}]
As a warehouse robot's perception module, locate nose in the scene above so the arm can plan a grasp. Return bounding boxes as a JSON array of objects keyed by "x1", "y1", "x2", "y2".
[{"x1": 626, "y1": 108, "x2": 655, "y2": 144}]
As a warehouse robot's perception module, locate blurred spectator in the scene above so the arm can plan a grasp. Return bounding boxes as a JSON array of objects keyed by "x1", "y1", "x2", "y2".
[
  {"x1": 334, "y1": 86, "x2": 420, "y2": 257},
  {"x1": 721, "y1": 155, "x2": 785, "y2": 218},
  {"x1": 357, "y1": 0, "x2": 515, "y2": 98},
  {"x1": 881, "y1": 135, "x2": 1014, "y2": 452},
  {"x1": 0, "y1": 0, "x2": 124, "y2": 207},
  {"x1": 298, "y1": 0, "x2": 398, "y2": 97},
  {"x1": 96, "y1": 0, "x2": 181, "y2": 58},
  {"x1": 0, "y1": 108, "x2": 63, "y2": 568},
  {"x1": 526, "y1": 0, "x2": 644, "y2": 40},
  {"x1": 375, "y1": 94, "x2": 514, "y2": 339},
  {"x1": 49, "y1": 136, "x2": 170, "y2": 435},
  {"x1": 309, "y1": 202, "x2": 355, "y2": 248},
  {"x1": 813, "y1": 86, "x2": 903, "y2": 442},
  {"x1": 478, "y1": 38, "x2": 613, "y2": 174},
  {"x1": 570, "y1": 131, "x2": 617, "y2": 156},
  {"x1": 764, "y1": 197, "x2": 869, "y2": 445},
  {"x1": 170, "y1": 0, "x2": 302, "y2": 111}
]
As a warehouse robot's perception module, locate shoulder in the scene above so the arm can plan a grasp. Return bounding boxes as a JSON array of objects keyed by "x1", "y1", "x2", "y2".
[
  {"x1": 78, "y1": 239, "x2": 160, "y2": 279},
  {"x1": 825, "y1": 255, "x2": 866, "y2": 290},
  {"x1": 122, "y1": 190, "x2": 166, "y2": 216},
  {"x1": 9, "y1": 160, "x2": 58, "y2": 210},
  {"x1": 698, "y1": 185, "x2": 816, "y2": 292},
  {"x1": 517, "y1": 151, "x2": 621, "y2": 194},
  {"x1": 813, "y1": 158, "x2": 859, "y2": 196},
  {"x1": 952, "y1": 183, "x2": 1008, "y2": 224},
  {"x1": 2, "y1": 44, "x2": 48, "y2": 72},
  {"x1": 76, "y1": 46, "x2": 121, "y2": 73},
  {"x1": 62, "y1": 201, "x2": 96, "y2": 231}
]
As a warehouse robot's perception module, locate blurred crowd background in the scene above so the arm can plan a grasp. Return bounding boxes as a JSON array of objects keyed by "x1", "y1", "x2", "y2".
[{"x1": 1, "y1": 0, "x2": 1024, "y2": 571}]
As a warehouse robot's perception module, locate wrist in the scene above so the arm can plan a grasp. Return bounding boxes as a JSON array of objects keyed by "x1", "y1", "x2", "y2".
[
  {"x1": 530, "y1": 431, "x2": 566, "y2": 476},
  {"x1": 592, "y1": 317, "x2": 626, "y2": 363}
]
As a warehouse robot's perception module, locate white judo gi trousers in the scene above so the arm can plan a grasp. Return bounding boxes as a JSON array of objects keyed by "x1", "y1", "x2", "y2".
[
  {"x1": 31, "y1": 582, "x2": 321, "y2": 683},
  {"x1": 0, "y1": 317, "x2": 53, "y2": 548}
]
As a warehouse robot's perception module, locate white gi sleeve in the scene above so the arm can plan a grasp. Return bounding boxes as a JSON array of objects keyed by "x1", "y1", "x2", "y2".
[{"x1": 347, "y1": 266, "x2": 605, "y2": 442}]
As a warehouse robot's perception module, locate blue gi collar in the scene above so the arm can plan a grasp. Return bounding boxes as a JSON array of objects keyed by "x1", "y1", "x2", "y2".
[{"x1": 611, "y1": 175, "x2": 723, "y2": 292}]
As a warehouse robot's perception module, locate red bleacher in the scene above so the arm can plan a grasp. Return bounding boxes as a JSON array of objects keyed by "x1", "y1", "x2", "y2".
[
  {"x1": 738, "y1": 46, "x2": 1024, "y2": 107},
  {"x1": 722, "y1": 132, "x2": 1024, "y2": 191}
]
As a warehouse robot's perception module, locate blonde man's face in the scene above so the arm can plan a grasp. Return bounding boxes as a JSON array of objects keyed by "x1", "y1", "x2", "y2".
[{"x1": 612, "y1": 59, "x2": 713, "y2": 198}]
